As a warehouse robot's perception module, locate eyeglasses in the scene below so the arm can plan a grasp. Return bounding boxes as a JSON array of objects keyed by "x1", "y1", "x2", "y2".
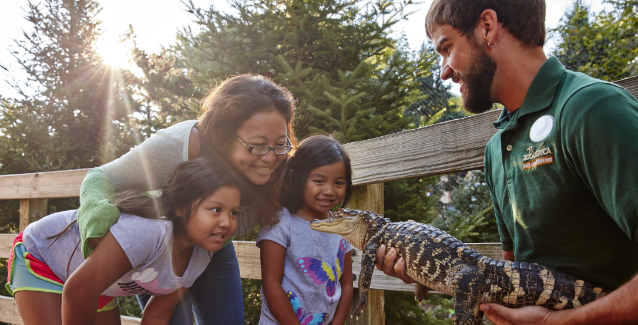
[{"x1": 236, "y1": 136, "x2": 292, "y2": 155}]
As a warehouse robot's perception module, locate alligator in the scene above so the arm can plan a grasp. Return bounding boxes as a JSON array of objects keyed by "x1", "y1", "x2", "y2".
[{"x1": 310, "y1": 208, "x2": 608, "y2": 325}]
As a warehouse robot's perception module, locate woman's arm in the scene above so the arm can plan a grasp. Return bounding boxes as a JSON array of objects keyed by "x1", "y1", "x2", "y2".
[
  {"x1": 260, "y1": 240, "x2": 302, "y2": 325},
  {"x1": 330, "y1": 252, "x2": 353, "y2": 325},
  {"x1": 77, "y1": 168, "x2": 119, "y2": 257},
  {"x1": 141, "y1": 287, "x2": 189, "y2": 325},
  {"x1": 79, "y1": 121, "x2": 199, "y2": 258},
  {"x1": 62, "y1": 231, "x2": 133, "y2": 324}
]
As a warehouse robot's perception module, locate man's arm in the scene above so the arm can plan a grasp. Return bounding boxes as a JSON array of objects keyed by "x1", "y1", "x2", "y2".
[{"x1": 481, "y1": 272, "x2": 638, "y2": 325}]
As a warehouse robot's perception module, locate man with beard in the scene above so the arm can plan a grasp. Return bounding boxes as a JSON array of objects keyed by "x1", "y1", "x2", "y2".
[{"x1": 375, "y1": 1, "x2": 638, "y2": 324}]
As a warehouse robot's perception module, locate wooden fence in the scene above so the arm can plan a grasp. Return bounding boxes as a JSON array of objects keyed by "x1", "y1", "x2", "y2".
[{"x1": 0, "y1": 76, "x2": 636, "y2": 324}]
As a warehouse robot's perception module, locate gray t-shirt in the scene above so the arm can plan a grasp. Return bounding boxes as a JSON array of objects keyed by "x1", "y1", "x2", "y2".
[
  {"x1": 23, "y1": 210, "x2": 211, "y2": 297},
  {"x1": 256, "y1": 208, "x2": 352, "y2": 325}
]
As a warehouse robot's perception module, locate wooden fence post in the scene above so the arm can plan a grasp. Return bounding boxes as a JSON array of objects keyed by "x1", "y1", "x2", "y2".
[
  {"x1": 18, "y1": 199, "x2": 47, "y2": 231},
  {"x1": 345, "y1": 183, "x2": 385, "y2": 325}
]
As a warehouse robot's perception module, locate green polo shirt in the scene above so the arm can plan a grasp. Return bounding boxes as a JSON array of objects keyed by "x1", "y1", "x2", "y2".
[{"x1": 484, "y1": 56, "x2": 638, "y2": 290}]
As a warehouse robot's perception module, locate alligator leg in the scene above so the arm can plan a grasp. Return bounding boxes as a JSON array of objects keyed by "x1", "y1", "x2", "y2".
[
  {"x1": 353, "y1": 242, "x2": 380, "y2": 317},
  {"x1": 415, "y1": 283, "x2": 433, "y2": 302},
  {"x1": 453, "y1": 266, "x2": 486, "y2": 325}
]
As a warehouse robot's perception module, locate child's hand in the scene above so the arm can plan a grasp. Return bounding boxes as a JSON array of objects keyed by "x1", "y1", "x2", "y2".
[{"x1": 142, "y1": 287, "x2": 189, "y2": 325}]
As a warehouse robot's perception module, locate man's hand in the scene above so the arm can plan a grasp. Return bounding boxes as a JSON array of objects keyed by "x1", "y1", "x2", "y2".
[
  {"x1": 374, "y1": 244, "x2": 415, "y2": 284},
  {"x1": 480, "y1": 304, "x2": 554, "y2": 325}
]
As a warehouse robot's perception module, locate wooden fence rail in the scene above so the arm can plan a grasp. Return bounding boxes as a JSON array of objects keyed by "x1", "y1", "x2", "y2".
[{"x1": 0, "y1": 75, "x2": 635, "y2": 324}]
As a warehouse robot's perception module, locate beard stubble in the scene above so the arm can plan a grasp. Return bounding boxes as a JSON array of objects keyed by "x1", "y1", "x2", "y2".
[{"x1": 459, "y1": 42, "x2": 498, "y2": 114}]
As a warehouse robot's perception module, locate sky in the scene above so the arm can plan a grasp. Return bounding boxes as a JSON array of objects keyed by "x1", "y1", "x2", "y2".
[{"x1": 0, "y1": 0, "x2": 609, "y2": 97}]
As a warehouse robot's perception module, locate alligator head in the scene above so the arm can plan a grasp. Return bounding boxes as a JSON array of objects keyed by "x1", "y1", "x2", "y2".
[{"x1": 310, "y1": 208, "x2": 389, "y2": 250}]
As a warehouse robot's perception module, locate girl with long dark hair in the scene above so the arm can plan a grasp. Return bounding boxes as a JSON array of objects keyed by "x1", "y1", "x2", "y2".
[{"x1": 8, "y1": 158, "x2": 242, "y2": 324}]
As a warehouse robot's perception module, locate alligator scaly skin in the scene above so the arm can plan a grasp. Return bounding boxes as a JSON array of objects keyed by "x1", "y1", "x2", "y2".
[{"x1": 310, "y1": 209, "x2": 608, "y2": 325}]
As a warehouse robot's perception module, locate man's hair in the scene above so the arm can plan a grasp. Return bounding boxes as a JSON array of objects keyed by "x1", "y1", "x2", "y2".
[{"x1": 425, "y1": 0, "x2": 546, "y2": 47}]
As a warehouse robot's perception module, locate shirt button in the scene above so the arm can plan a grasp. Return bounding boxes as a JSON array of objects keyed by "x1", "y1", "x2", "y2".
[{"x1": 506, "y1": 145, "x2": 512, "y2": 151}]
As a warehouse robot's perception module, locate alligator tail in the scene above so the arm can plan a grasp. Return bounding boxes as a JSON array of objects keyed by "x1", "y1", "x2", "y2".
[{"x1": 482, "y1": 260, "x2": 607, "y2": 310}]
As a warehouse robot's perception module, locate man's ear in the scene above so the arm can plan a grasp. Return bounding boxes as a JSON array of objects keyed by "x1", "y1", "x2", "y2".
[{"x1": 475, "y1": 9, "x2": 499, "y2": 48}]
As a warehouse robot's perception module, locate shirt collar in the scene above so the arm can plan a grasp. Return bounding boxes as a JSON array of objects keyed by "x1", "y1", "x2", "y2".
[
  {"x1": 493, "y1": 108, "x2": 510, "y2": 129},
  {"x1": 493, "y1": 56, "x2": 565, "y2": 130}
]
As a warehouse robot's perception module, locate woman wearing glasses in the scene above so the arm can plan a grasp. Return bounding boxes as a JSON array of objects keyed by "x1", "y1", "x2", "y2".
[{"x1": 77, "y1": 74, "x2": 296, "y2": 324}]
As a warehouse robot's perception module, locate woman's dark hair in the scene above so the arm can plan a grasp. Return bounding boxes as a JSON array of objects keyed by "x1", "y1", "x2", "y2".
[
  {"x1": 197, "y1": 74, "x2": 296, "y2": 229},
  {"x1": 114, "y1": 157, "x2": 243, "y2": 232},
  {"x1": 279, "y1": 135, "x2": 353, "y2": 216}
]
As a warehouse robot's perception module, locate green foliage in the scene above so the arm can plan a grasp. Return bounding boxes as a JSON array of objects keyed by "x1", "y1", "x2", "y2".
[
  {"x1": 123, "y1": 28, "x2": 202, "y2": 137},
  {"x1": 0, "y1": 200, "x2": 19, "y2": 235},
  {"x1": 0, "y1": 0, "x2": 137, "y2": 174},
  {"x1": 383, "y1": 291, "x2": 452, "y2": 324},
  {"x1": 178, "y1": 0, "x2": 420, "y2": 142},
  {"x1": 551, "y1": 0, "x2": 638, "y2": 81},
  {"x1": 421, "y1": 294, "x2": 455, "y2": 324},
  {"x1": 0, "y1": 259, "x2": 10, "y2": 297},
  {"x1": 118, "y1": 296, "x2": 142, "y2": 318},
  {"x1": 433, "y1": 171, "x2": 500, "y2": 243},
  {"x1": 403, "y1": 42, "x2": 466, "y2": 127},
  {"x1": 243, "y1": 279, "x2": 262, "y2": 324},
  {"x1": 384, "y1": 176, "x2": 440, "y2": 224}
]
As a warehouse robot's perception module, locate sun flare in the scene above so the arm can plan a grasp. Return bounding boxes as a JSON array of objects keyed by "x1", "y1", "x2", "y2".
[{"x1": 96, "y1": 37, "x2": 130, "y2": 68}]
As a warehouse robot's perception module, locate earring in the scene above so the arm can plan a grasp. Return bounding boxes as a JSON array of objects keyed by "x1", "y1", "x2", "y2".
[
  {"x1": 488, "y1": 42, "x2": 495, "y2": 48},
  {"x1": 262, "y1": 155, "x2": 267, "y2": 159}
]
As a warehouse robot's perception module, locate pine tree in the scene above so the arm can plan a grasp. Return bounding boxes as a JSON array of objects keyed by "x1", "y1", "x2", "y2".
[
  {"x1": 178, "y1": 0, "x2": 421, "y2": 142},
  {"x1": 123, "y1": 28, "x2": 201, "y2": 138},
  {"x1": 403, "y1": 42, "x2": 466, "y2": 127},
  {"x1": 551, "y1": 0, "x2": 638, "y2": 81},
  {"x1": 0, "y1": 0, "x2": 135, "y2": 174},
  {"x1": 0, "y1": 0, "x2": 138, "y2": 298},
  {"x1": 433, "y1": 171, "x2": 499, "y2": 243}
]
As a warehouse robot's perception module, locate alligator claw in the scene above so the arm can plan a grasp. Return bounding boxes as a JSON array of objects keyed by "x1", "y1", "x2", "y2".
[
  {"x1": 352, "y1": 297, "x2": 367, "y2": 317},
  {"x1": 415, "y1": 283, "x2": 431, "y2": 302}
]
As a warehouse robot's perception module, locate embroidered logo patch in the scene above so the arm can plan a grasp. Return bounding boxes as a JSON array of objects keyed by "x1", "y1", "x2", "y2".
[
  {"x1": 522, "y1": 146, "x2": 554, "y2": 170},
  {"x1": 530, "y1": 115, "x2": 554, "y2": 142}
]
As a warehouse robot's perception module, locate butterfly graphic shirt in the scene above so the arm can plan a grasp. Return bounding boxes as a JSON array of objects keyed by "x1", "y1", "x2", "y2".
[{"x1": 256, "y1": 208, "x2": 352, "y2": 325}]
